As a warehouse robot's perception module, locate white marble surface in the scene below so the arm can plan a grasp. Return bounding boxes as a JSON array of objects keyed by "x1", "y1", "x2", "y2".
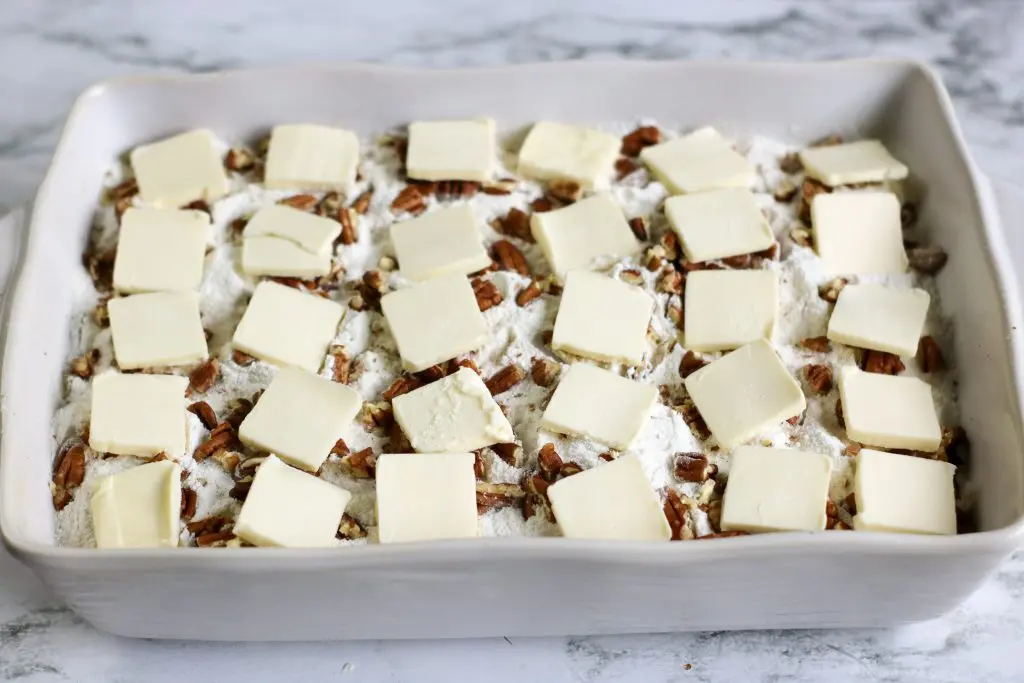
[{"x1": 1, "y1": 0, "x2": 1023, "y2": 680}]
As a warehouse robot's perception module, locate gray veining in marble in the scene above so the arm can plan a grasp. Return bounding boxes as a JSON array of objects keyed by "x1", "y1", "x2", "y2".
[{"x1": 1, "y1": 0, "x2": 1023, "y2": 681}]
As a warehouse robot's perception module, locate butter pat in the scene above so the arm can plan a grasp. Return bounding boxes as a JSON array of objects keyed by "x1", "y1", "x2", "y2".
[
  {"x1": 664, "y1": 188, "x2": 774, "y2": 263},
  {"x1": 828, "y1": 284, "x2": 930, "y2": 356},
  {"x1": 239, "y1": 366, "x2": 361, "y2": 472},
  {"x1": 241, "y1": 236, "x2": 333, "y2": 278},
  {"x1": 685, "y1": 340, "x2": 805, "y2": 449},
  {"x1": 91, "y1": 460, "x2": 182, "y2": 548},
  {"x1": 517, "y1": 121, "x2": 620, "y2": 189},
  {"x1": 800, "y1": 139, "x2": 909, "y2": 187},
  {"x1": 375, "y1": 453, "x2": 478, "y2": 543},
  {"x1": 552, "y1": 270, "x2": 653, "y2": 365},
  {"x1": 243, "y1": 205, "x2": 340, "y2": 255},
  {"x1": 530, "y1": 194, "x2": 639, "y2": 274},
  {"x1": 113, "y1": 208, "x2": 210, "y2": 293},
  {"x1": 547, "y1": 455, "x2": 671, "y2": 541},
  {"x1": 639, "y1": 126, "x2": 754, "y2": 195},
  {"x1": 234, "y1": 454, "x2": 351, "y2": 548},
  {"x1": 392, "y1": 367, "x2": 514, "y2": 452},
  {"x1": 684, "y1": 270, "x2": 778, "y2": 352},
  {"x1": 130, "y1": 129, "x2": 229, "y2": 209},
  {"x1": 381, "y1": 273, "x2": 489, "y2": 372},
  {"x1": 232, "y1": 281, "x2": 344, "y2": 373},
  {"x1": 720, "y1": 446, "x2": 831, "y2": 533},
  {"x1": 541, "y1": 363, "x2": 657, "y2": 450},
  {"x1": 264, "y1": 124, "x2": 360, "y2": 192},
  {"x1": 853, "y1": 448, "x2": 956, "y2": 535},
  {"x1": 812, "y1": 192, "x2": 908, "y2": 275},
  {"x1": 89, "y1": 373, "x2": 188, "y2": 459},
  {"x1": 406, "y1": 119, "x2": 495, "y2": 182},
  {"x1": 838, "y1": 367, "x2": 941, "y2": 451},
  {"x1": 108, "y1": 291, "x2": 208, "y2": 370},
  {"x1": 390, "y1": 205, "x2": 491, "y2": 281}
]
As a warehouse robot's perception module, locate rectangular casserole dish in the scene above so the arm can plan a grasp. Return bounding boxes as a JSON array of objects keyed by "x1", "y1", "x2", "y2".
[{"x1": 2, "y1": 60, "x2": 1024, "y2": 640}]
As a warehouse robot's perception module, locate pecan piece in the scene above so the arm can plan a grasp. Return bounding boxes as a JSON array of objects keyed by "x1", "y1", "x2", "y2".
[
  {"x1": 391, "y1": 186, "x2": 426, "y2": 215},
  {"x1": 531, "y1": 197, "x2": 555, "y2": 213},
  {"x1": 907, "y1": 245, "x2": 948, "y2": 275},
  {"x1": 193, "y1": 426, "x2": 239, "y2": 461},
  {"x1": 69, "y1": 349, "x2": 100, "y2": 379},
  {"x1": 547, "y1": 179, "x2": 582, "y2": 204},
  {"x1": 492, "y1": 239, "x2": 531, "y2": 276},
  {"x1": 678, "y1": 397, "x2": 710, "y2": 440},
  {"x1": 108, "y1": 177, "x2": 139, "y2": 202},
  {"x1": 211, "y1": 450, "x2": 241, "y2": 474},
  {"x1": 803, "y1": 364, "x2": 833, "y2": 393},
  {"x1": 722, "y1": 253, "x2": 752, "y2": 269},
  {"x1": 491, "y1": 207, "x2": 533, "y2": 242},
  {"x1": 180, "y1": 487, "x2": 198, "y2": 521},
  {"x1": 621, "y1": 125, "x2": 661, "y2": 157},
  {"x1": 663, "y1": 489, "x2": 689, "y2": 541},
  {"x1": 188, "y1": 358, "x2": 220, "y2": 394},
  {"x1": 657, "y1": 269, "x2": 684, "y2": 295},
  {"x1": 330, "y1": 346, "x2": 350, "y2": 384},
  {"x1": 472, "y1": 277, "x2": 503, "y2": 312},
  {"x1": 83, "y1": 248, "x2": 116, "y2": 292},
  {"x1": 817, "y1": 277, "x2": 849, "y2": 303},
  {"x1": 673, "y1": 453, "x2": 717, "y2": 483},
  {"x1": 530, "y1": 357, "x2": 561, "y2": 387},
  {"x1": 798, "y1": 336, "x2": 830, "y2": 353},
  {"x1": 382, "y1": 375, "x2": 422, "y2": 401},
  {"x1": 53, "y1": 442, "x2": 87, "y2": 492},
  {"x1": 339, "y1": 447, "x2": 376, "y2": 478},
  {"x1": 679, "y1": 351, "x2": 708, "y2": 379},
  {"x1": 917, "y1": 336, "x2": 946, "y2": 373},
  {"x1": 516, "y1": 279, "x2": 543, "y2": 307},
  {"x1": 232, "y1": 349, "x2": 257, "y2": 366},
  {"x1": 628, "y1": 216, "x2": 648, "y2": 242},
  {"x1": 338, "y1": 513, "x2": 368, "y2": 540},
  {"x1": 790, "y1": 226, "x2": 813, "y2": 248},
  {"x1": 362, "y1": 402, "x2": 394, "y2": 431},
  {"x1": 351, "y1": 188, "x2": 374, "y2": 215},
  {"x1": 485, "y1": 365, "x2": 526, "y2": 396},
  {"x1": 476, "y1": 482, "x2": 526, "y2": 513},
  {"x1": 615, "y1": 157, "x2": 640, "y2": 179},
  {"x1": 224, "y1": 398, "x2": 254, "y2": 429},
  {"x1": 481, "y1": 178, "x2": 517, "y2": 195},
  {"x1": 537, "y1": 443, "x2": 563, "y2": 481},
  {"x1": 798, "y1": 177, "x2": 831, "y2": 224},
  {"x1": 559, "y1": 462, "x2": 583, "y2": 478},
  {"x1": 277, "y1": 194, "x2": 318, "y2": 211},
  {"x1": 338, "y1": 207, "x2": 357, "y2": 245},
  {"x1": 187, "y1": 401, "x2": 219, "y2": 430},
  {"x1": 861, "y1": 350, "x2": 905, "y2": 375},
  {"x1": 620, "y1": 268, "x2": 644, "y2": 286},
  {"x1": 491, "y1": 442, "x2": 523, "y2": 467},
  {"x1": 224, "y1": 147, "x2": 256, "y2": 173}
]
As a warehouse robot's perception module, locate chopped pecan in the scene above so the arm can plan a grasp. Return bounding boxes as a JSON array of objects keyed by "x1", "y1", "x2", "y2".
[
  {"x1": 339, "y1": 447, "x2": 376, "y2": 478},
  {"x1": 918, "y1": 336, "x2": 945, "y2": 373},
  {"x1": 659, "y1": 231, "x2": 681, "y2": 260},
  {"x1": 530, "y1": 197, "x2": 555, "y2": 213},
  {"x1": 196, "y1": 530, "x2": 237, "y2": 547},
  {"x1": 678, "y1": 397, "x2": 710, "y2": 440},
  {"x1": 92, "y1": 298, "x2": 111, "y2": 327},
  {"x1": 537, "y1": 443, "x2": 563, "y2": 481},
  {"x1": 187, "y1": 515, "x2": 231, "y2": 536},
  {"x1": 316, "y1": 191, "x2": 343, "y2": 217},
  {"x1": 382, "y1": 375, "x2": 421, "y2": 401},
  {"x1": 755, "y1": 242, "x2": 781, "y2": 262},
  {"x1": 485, "y1": 365, "x2": 526, "y2": 396},
  {"x1": 779, "y1": 152, "x2": 803, "y2": 174},
  {"x1": 907, "y1": 245, "x2": 948, "y2": 275},
  {"x1": 473, "y1": 451, "x2": 487, "y2": 480},
  {"x1": 472, "y1": 277, "x2": 503, "y2": 312},
  {"x1": 523, "y1": 474, "x2": 553, "y2": 521},
  {"x1": 798, "y1": 177, "x2": 831, "y2": 223},
  {"x1": 657, "y1": 269, "x2": 684, "y2": 295},
  {"x1": 329, "y1": 346, "x2": 350, "y2": 384},
  {"x1": 615, "y1": 157, "x2": 640, "y2": 179},
  {"x1": 787, "y1": 412, "x2": 805, "y2": 426},
  {"x1": 211, "y1": 449, "x2": 241, "y2": 474},
  {"x1": 229, "y1": 217, "x2": 248, "y2": 237},
  {"x1": 516, "y1": 279, "x2": 543, "y2": 307},
  {"x1": 188, "y1": 358, "x2": 220, "y2": 394},
  {"x1": 232, "y1": 349, "x2": 257, "y2": 366},
  {"x1": 491, "y1": 207, "x2": 534, "y2": 242},
  {"x1": 330, "y1": 439, "x2": 350, "y2": 457},
  {"x1": 481, "y1": 178, "x2": 517, "y2": 195},
  {"x1": 351, "y1": 188, "x2": 374, "y2": 215},
  {"x1": 224, "y1": 147, "x2": 256, "y2": 173},
  {"x1": 627, "y1": 216, "x2": 648, "y2": 242},
  {"x1": 187, "y1": 401, "x2": 219, "y2": 430},
  {"x1": 491, "y1": 442, "x2": 523, "y2": 467},
  {"x1": 645, "y1": 249, "x2": 664, "y2": 272},
  {"x1": 69, "y1": 349, "x2": 100, "y2": 379},
  {"x1": 428, "y1": 180, "x2": 481, "y2": 200},
  {"x1": 679, "y1": 351, "x2": 707, "y2": 379},
  {"x1": 180, "y1": 487, "x2": 198, "y2": 521},
  {"x1": 53, "y1": 442, "x2": 87, "y2": 492},
  {"x1": 337, "y1": 207, "x2": 357, "y2": 245},
  {"x1": 83, "y1": 248, "x2": 116, "y2": 292},
  {"x1": 559, "y1": 462, "x2": 583, "y2": 478},
  {"x1": 277, "y1": 194, "x2": 318, "y2": 211},
  {"x1": 835, "y1": 398, "x2": 844, "y2": 427},
  {"x1": 362, "y1": 269, "x2": 387, "y2": 294},
  {"x1": 845, "y1": 442, "x2": 862, "y2": 457},
  {"x1": 193, "y1": 426, "x2": 238, "y2": 461},
  {"x1": 798, "y1": 336, "x2": 830, "y2": 353},
  {"x1": 721, "y1": 253, "x2": 752, "y2": 269},
  {"x1": 338, "y1": 513, "x2": 368, "y2": 540},
  {"x1": 530, "y1": 357, "x2": 561, "y2": 387},
  {"x1": 224, "y1": 398, "x2": 254, "y2": 429},
  {"x1": 790, "y1": 226, "x2": 813, "y2": 248},
  {"x1": 492, "y1": 239, "x2": 531, "y2": 276},
  {"x1": 621, "y1": 125, "x2": 661, "y2": 157},
  {"x1": 114, "y1": 196, "x2": 134, "y2": 221},
  {"x1": 181, "y1": 199, "x2": 211, "y2": 215},
  {"x1": 663, "y1": 489, "x2": 690, "y2": 541},
  {"x1": 476, "y1": 482, "x2": 526, "y2": 513},
  {"x1": 362, "y1": 402, "x2": 393, "y2": 431},
  {"x1": 620, "y1": 268, "x2": 645, "y2": 286},
  {"x1": 817, "y1": 277, "x2": 849, "y2": 303},
  {"x1": 861, "y1": 350, "x2": 905, "y2": 375},
  {"x1": 416, "y1": 362, "x2": 449, "y2": 383},
  {"x1": 673, "y1": 453, "x2": 717, "y2": 483},
  {"x1": 457, "y1": 358, "x2": 481, "y2": 375},
  {"x1": 391, "y1": 186, "x2": 426, "y2": 215},
  {"x1": 803, "y1": 364, "x2": 833, "y2": 393},
  {"x1": 599, "y1": 452, "x2": 617, "y2": 462},
  {"x1": 547, "y1": 179, "x2": 582, "y2": 204},
  {"x1": 108, "y1": 177, "x2": 139, "y2": 202}
]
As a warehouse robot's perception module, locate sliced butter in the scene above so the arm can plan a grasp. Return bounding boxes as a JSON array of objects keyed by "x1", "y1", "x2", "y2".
[
  {"x1": 530, "y1": 194, "x2": 639, "y2": 275},
  {"x1": 91, "y1": 460, "x2": 182, "y2": 548},
  {"x1": 812, "y1": 191, "x2": 908, "y2": 275},
  {"x1": 828, "y1": 284, "x2": 930, "y2": 357},
  {"x1": 108, "y1": 291, "x2": 208, "y2": 370},
  {"x1": 242, "y1": 204, "x2": 340, "y2": 255},
  {"x1": 375, "y1": 453, "x2": 479, "y2": 543},
  {"x1": 390, "y1": 205, "x2": 491, "y2": 281},
  {"x1": 800, "y1": 139, "x2": 909, "y2": 187},
  {"x1": 89, "y1": 372, "x2": 189, "y2": 459},
  {"x1": 720, "y1": 446, "x2": 831, "y2": 533},
  {"x1": 406, "y1": 119, "x2": 495, "y2": 182},
  {"x1": 129, "y1": 129, "x2": 230, "y2": 209},
  {"x1": 838, "y1": 367, "x2": 941, "y2": 451},
  {"x1": 241, "y1": 236, "x2": 333, "y2": 278},
  {"x1": 517, "y1": 121, "x2": 620, "y2": 189},
  {"x1": 853, "y1": 448, "x2": 956, "y2": 535},
  {"x1": 639, "y1": 126, "x2": 754, "y2": 195},
  {"x1": 664, "y1": 188, "x2": 774, "y2": 263},
  {"x1": 264, "y1": 123, "x2": 360, "y2": 192},
  {"x1": 684, "y1": 269, "x2": 778, "y2": 352},
  {"x1": 113, "y1": 207, "x2": 211, "y2": 293},
  {"x1": 552, "y1": 270, "x2": 653, "y2": 365}
]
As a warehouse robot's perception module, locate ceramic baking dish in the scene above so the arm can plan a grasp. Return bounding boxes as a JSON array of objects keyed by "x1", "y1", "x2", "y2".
[{"x1": 3, "y1": 60, "x2": 1024, "y2": 640}]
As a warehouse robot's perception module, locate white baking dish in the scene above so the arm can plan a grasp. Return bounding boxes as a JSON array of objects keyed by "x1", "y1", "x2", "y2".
[{"x1": 2, "y1": 61, "x2": 1024, "y2": 640}]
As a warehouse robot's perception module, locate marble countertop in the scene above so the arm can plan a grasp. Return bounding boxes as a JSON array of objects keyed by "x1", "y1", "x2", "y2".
[{"x1": 1, "y1": 0, "x2": 1023, "y2": 680}]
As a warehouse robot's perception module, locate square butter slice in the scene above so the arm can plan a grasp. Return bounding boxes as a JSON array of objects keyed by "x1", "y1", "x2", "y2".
[
  {"x1": 108, "y1": 291, "x2": 208, "y2": 370},
  {"x1": 684, "y1": 270, "x2": 778, "y2": 352},
  {"x1": 91, "y1": 460, "x2": 182, "y2": 548},
  {"x1": 684, "y1": 339, "x2": 805, "y2": 449},
  {"x1": 639, "y1": 126, "x2": 754, "y2": 195},
  {"x1": 233, "y1": 281, "x2": 344, "y2": 373},
  {"x1": 812, "y1": 192, "x2": 908, "y2": 275},
  {"x1": 552, "y1": 270, "x2": 654, "y2": 365},
  {"x1": 89, "y1": 372, "x2": 189, "y2": 459},
  {"x1": 129, "y1": 129, "x2": 229, "y2": 209},
  {"x1": 390, "y1": 205, "x2": 491, "y2": 281},
  {"x1": 234, "y1": 454, "x2": 351, "y2": 548},
  {"x1": 530, "y1": 194, "x2": 639, "y2": 274},
  {"x1": 392, "y1": 367, "x2": 514, "y2": 453},
  {"x1": 113, "y1": 208, "x2": 210, "y2": 293},
  {"x1": 375, "y1": 453, "x2": 478, "y2": 543},
  {"x1": 381, "y1": 273, "x2": 489, "y2": 372},
  {"x1": 853, "y1": 448, "x2": 956, "y2": 535},
  {"x1": 541, "y1": 363, "x2": 658, "y2": 450},
  {"x1": 241, "y1": 236, "x2": 333, "y2": 278},
  {"x1": 800, "y1": 139, "x2": 909, "y2": 187},
  {"x1": 517, "y1": 121, "x2": 620, "y2": 189},
  {"x1": 406, "y1": 119, "x2": 495, "y2": 182},
  {"x1": 239, "y1": 366, "x2": 362, "y2": 472},
  {"x1": 264, "y1": 124, "x2": 360, "y2": 192},
  {"x1": 664, "y1": 188, "x2": 774, "y2": 263},
  {"x1": 838, "y1": 367, "x2": 941, "y2": 451},
  {"x1": 547, "y1": 455, "x2": 671, "y2": 541},
  {"x1": 720, "y1": 446, "x2": 831, "y2": 533},
  {"x1": 828, "y1": 284, "x2": 930, "y2": 356},
  {"x1": 243, "y1": 205, "x2": 340, "y2": 255}
]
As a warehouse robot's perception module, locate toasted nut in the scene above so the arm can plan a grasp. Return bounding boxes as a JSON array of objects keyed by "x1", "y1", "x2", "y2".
[
  {"x1": 224, "y1": 398, "x2": 254, "y2": 430},
  {"x1": 277, "y1": 194, "x2": 318, "y2": 211},
  {"x1": 803, "y1": 364, "x2": 833, "y2": 393},
  {"x1": 620, "y1": 268, "x2": 645, "y2": 286},
  {"x1": 615, "y1": 157, "x2": 640, "y2": 179},
  {"x1": 861, "y1": 350, "x2": 905, "y2": 375},
  {"x1": 338, "y1": 207, "x2": 357, "y2": 245},
  {"x1": 362, "y1": 402, "x2": 393, "y2": 432},
  {"x1": 673, "y1": 453, "x2": 716, "y2": 483},
  {"x1": 491, "y1": 442, "x2": 523, "y2": 467},
  {"x1": 663, "y1": 489, "x2": 690, "y2": 541},
  {"x1": 232, "y1": 350, "x2": 257, "y2": 366},
  {"x1": 482, "y1": 178, "x2": 517, "y2": 195},
  {"x1": 456, "y1": 358, "x2": 481, "y2": 375},
  {"x1": 530, "y1": 357, "x2": 561, "y2": 387},
  {"x1": 53, "y1": 442, "x2": 87, "y2": 491},
  {"x1": 621, "y1": 125, "x2": 661, "y2": 157},
  {"x1": 193, "y1": 426, "x2": 239, "y2": 461},
  {"x1": 181, "y1": 199, "x2": 211, "y2": 215},
  {"x1": 516, "y1": 279, "x2": 543, "y2": 307},
  {"x1": 790, "y1": 226, "x2": 813, "y2": 248},
  {"x1": 666, "y1": 302, "x2": 683, "y2": 327},
  {"x1": 180, "y1": 487, "x2": 198, "y2": 520},
  {"x1": 188, "y1": 358, "x2": 220, "y2": 394},
  {"x1": 530, "y1": 197, "x2": 555, "y2": 213},
  {"x1": 798, "y1": 178, "x2": 831, "y2": 224},
  {"x1": 659, "y1": 231, "x2": 680, "y2": 260},
  {"x1": 628, "y1": 216, "x2": 648, "y2": 242},
  {"x1": 224, "y1": 147, "x2": 256, "y2": 173},
  {"x1": 835, "y1": 398, "x2": 844, "y2": 427},
  {"x1": 657, "y1": 269, "x2": 684, "y2": 294},
  {"x1": 476, "y1": 482, "x2": 526, "y2": 513},
  {"x1": 472, "y1": 277, "x2": 503, "y2": 312},
  {"x1": 350, "y1": 188, "x2": 373, "y2": 215},
  {"x1": 338, "y1": 513, "x2": 368, "y2": 540},
  {"x1": 92, "y1": 298, "x2": 111, "y2": 327},
  {"x1": 907, "y1": 245, "x2": 948, "y2": 275},
  {"x1": 339, "y1": 447, "x2": 376, "y2": 478},
  {"x1": 559, "y1": 462, "x2": 583, "y2": 478},
  {"x1": 331, "y1": 347, "x2": 350, "y2": 384},
  {"x1": 492, "y1": 239, "x2": 531, "y2": 276},
  {"x1": 485, "y1": 365, "x2": 526, "y2": 396},
  {"x1": 382, "y1": 375, "x2": 422, "y2": 402},
  {"x1": 69, "y1": 349, "x2": 100, "y2": 379},
  {"x1": 187, "y1": 401, "x2": 218, "y2": 430},
  {"x1": 491, "y1": 207, "x2": 534, "y2": 242},
  {"x1": 721, "y1": 253, "x2": 752, "y2": 269},
  {"x1": 679, "y1": 351, "x2": 707, "y2": 379},
  {"x1": 108, "y1": 177, "x2": 139, "y2": 202},
  {"x1": 918, "y1": 336, "x2": 946, "y2": 373},
  {"x1": 473, "y1": 451, "x2": 487, "y2": 480},
  {"x1": 798, "y1": 336, "x2": 830, "y2": 353},
  {"x1": 538, "y1": 443, "x2": 563, "y2": 481},
  {"x1": 678, "y1": 397, "x2": 710, "y2": 440},
  {"x1": 817, "y1": 277, "x2": 849, "y2": 303},
  {"x1": 211, "y1": 449, "x2": 242, "y2": 474},
  {"x1": 391, "y1": 186, "x2": 426, "y2": 214},
  {"x1": 547, "y1": 179, "x2": 582, "y2": 203}
]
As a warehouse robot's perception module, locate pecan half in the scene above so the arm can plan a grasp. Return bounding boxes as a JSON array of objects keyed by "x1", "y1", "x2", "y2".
[
  {"x1": 918, "y1": 336, "x2": 946, "y2": 373},
  {"x1": 491, "y1": 442, "x2": 523, "y2": 467},
  {"x1": 391, "y1": 186, "x2": 426, "y2": 215},
  {"x1": 485, "y1": 365, "x2": 526, "y2": 396},
  {"x1": 798, "y1": 177, "x2": 831, "y2": 224},
  {"x1": 224, "y1": 398, "x2": 254, "y2": 429},
  {"x1": 180, "y1": 487, "x2": 198, "y2": 521},
  {"x1": 338, "y1": 207, "x2": 357, "y2": 245},
  {"x1": 362, "y1": 402, "x2": 393, "y2": 431},
  {"x1": 679, "y1": 351, "x2": 707, "y2": 379},
  {"x1": 472, "y1": 278, "x2": 503, "y2": 312},
  {"x1": 538, "y1": 443, "x2": 563, "y2": 481},
  {"x1": 530, "y1": 357, "x2": 560, "y2": 387},
  {"x1": 516, "y1": 280, "x2": 543, "y2": 307},
  {"x1": 628, "y1": 216, "x2": 648, "y2": 242},
  {"x1": 382, "y1": 375, "x2": 421, "y2": 401},
  {"x1": 803, "y1": 364, "x2": 833, "y2": 393},
  {"x1": 193, "y1": 426, "x2": 239, "y2": 461},
  {"x1": 678, "y1": 397, "x2": 710, "y2": 440},
  {"x1": 659, "y1": 231, "x2": 681, "y2": 260},
  {"x1": 615, "y1": 157, "x2": 640, "y2": 179},
  {"x1": 53, "y1": 442, "x2": 86, "y2": 492},
  {"x1": 547, "y1": 179, "x2": 582, "y2": 204},
  {"x1": 277, "y1": 194, "x2": 318, "y2": 211},
  {"x1": 330, "y1": 346, "x2": 350, "y2": 384},
  {"x1": 798, "y1": 336, "x2": 830, "y2": 353},
  {"x1": 530, "y1": 197, "x2": 555, "y2": 213},
  {"x1": 492, "y1": 239, "x2": 531, "y2": 276},
  {"x1": 351, "y1": 188, "x2": 374, "y2": 215},
  {"x1": 861, "y1": 350, "x2": 905, "y2": 375},
  {"x1": 907, "y1": 245, "x2": 948, "y2": 275},
  {"x1": 491, "y1": 207, "x2": 534, "y2": 242},
  {"x1": 211, "y1": 449, "x2": 241, "y2": 474},
  {"x1": 663, "y1": 489, "x2": 689, "y2": 541},
  {"x1": 188, "y1": 358, "x2": 220, "y2": 394},
  {"x1": 339, "y1": 447, "x2": 376, "y2": 478},
  {"x1": 621, "y1": 126, "x2": 661, "y2": 157},
  {"x1": 473, "y1": 451, "x2": 487, "y2": 480},
  {"x1": 187, "y1": 401, "x2": 219, "y2": 430},
  {"x1": 476, "y1": 482, "x2": 526, "y2": 513},
  {"x1": 673, "y1": 453, "x2": 717, "y2": 483}
]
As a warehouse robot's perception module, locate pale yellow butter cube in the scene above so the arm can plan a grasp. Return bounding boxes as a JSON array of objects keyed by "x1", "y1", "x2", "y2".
[
  {"x1": 91, "y1": 460, "x2": 182, "y2": 548},
  {"x1": 664, "y1": 188, "x2": 774, "y2": 263},
  {"x1": 828, "y1": 284, "x2": 930, "y2": 357},
  {"x1": 264, "y1": 124, "x2": 359, "y2": 192},
  {"x1": 800, "y1": 139, "x2": 908, "y2": 187},
  {"x1": 89, "y1": 373, "x2": 189, "y2": 459},
  {"x1": 853, "y1": 448, "x2": 956, "y2": 535},
  {"x1": 375, "y1": 453, "x2": 478, "y2": 543},
  {"x1": 242, "y1": 205, "x2": 340, "y2": 255},
  {"x1": 640, "y1": 126, "x2": 754, "y2": 195},
  {"x1": 390, "y1": 205, "x2": 491, "y2": 281},
  {"x1": 130, "y1": 129, "x2": 229, "y2": 209},
  {"x1": 406, "y1": 119, "x2": 495, "y2": 182},
  {"x1": 838, "y1": 367, "x2": 941, "y2": 451},
  {"x1": 684, "y1": 270, "x2": 778, "y2": 352},
  {"x1": 812, "y1": 192, "x2": 908, "y2": 275},
  {"x1": 530, "y1": 194, "x2": 639, "y2": 275},
  {"x1": 720, "y1": 446, "x2": 831, "y2": 533},
  {"x1": 113, "y1": 208, "x2": 210, "y2": 293},
  {"x1": 108, "y1": 291, "x2": 208, "y2": 370},
  {"x1": 517, "y1": 121, "x2": 620, "y2": 189}
]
